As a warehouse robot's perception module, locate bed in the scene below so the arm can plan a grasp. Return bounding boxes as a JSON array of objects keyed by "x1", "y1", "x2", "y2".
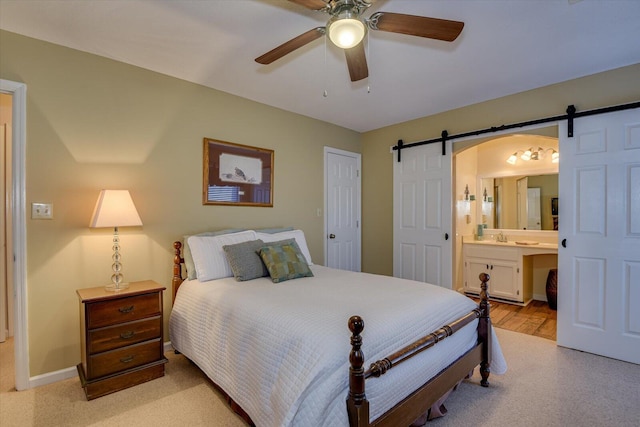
[{"x1": 169, "y1": 229, "x2": 506, "y2": 427}]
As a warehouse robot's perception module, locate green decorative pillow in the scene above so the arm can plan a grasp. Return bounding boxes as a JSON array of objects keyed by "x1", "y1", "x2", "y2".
[
  {"x1": 223, "y1": 239, "x2": 268, "y2": 281},
  {"x1": 258, "y1": 243, "x2": 314, "y2": 283}
]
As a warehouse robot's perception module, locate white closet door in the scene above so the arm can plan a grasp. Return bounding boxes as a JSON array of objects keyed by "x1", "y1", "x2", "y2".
[
  {"x1": 393, "y1": 142, "x2": 452, "y2": 288},
  {"x1": 325, "y1": 148, "x2": 361, "y2": 272},
  {"x1": 557, "y1": 107, "x2": 640, "y2": 364}
]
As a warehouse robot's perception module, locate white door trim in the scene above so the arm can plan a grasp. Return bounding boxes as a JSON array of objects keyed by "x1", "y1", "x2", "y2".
[
  {"x1": 1, "y1": 122, "x2": 6, "y2": 343},
  {"x1": 0, "y1": 79, "x2": 29, "y2": 390},
  {"x1": 323, "y1": 146, "x2": 362, "y2": 269}
]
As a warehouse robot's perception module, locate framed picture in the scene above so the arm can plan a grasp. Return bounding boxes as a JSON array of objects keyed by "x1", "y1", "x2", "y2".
[{"x1": 203, "y1": 138, "x2": 274, "y2": 207}]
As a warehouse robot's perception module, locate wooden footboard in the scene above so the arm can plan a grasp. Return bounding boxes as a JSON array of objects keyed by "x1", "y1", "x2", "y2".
[
  {"x1": 171, "y1": 241, "x2": 491, "y2": 427},
  {"x1": 347, "y1": 272, "x2": 492, "y2": 427}
]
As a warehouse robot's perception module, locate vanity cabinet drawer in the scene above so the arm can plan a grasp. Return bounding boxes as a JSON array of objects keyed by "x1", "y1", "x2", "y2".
[
  {"x1": 465, "y1": 245, "x2": 519, "y2": 261},
  {"x1": 88, "y1": 316, "x2": 161, "y2": 354}
]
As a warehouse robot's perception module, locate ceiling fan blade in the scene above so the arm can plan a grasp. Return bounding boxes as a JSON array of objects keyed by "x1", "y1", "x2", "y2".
[
  {"x1": 344, "y1": 42, "x2": 369, "y2": 82},
  {"x1": 369, "y1": 12, "x2": 464, "y2": 42},
  {"x1": 255, "y1": 27, "x2": 326, "y2": 65},
  {"x1": 287, "y1": 0, "x2": 328, "y2": 11}
]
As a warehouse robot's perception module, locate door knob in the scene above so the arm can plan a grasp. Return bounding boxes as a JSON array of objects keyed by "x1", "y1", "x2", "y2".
[{"x1": 329, "y1": 234, "x2": 336, "y2": 239}]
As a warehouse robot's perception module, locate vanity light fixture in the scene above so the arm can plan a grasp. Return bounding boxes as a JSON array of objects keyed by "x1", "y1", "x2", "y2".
[
  {"x1": 506, "y1": 147, "x2": 559, "y2": 164},
  {"x1": 481, "y1": 187, "x2": 493, "y2": 224},
  {"x1": 460, "y1": 184, "x2": 475, "y2": 224}
]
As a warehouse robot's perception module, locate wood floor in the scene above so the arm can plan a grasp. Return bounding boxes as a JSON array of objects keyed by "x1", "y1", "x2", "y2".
[{"x1": 471, "y1": 298, "x2": 557, "y2": 341}]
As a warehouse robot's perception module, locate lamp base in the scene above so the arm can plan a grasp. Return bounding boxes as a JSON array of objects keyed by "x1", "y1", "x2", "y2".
[{"x1": 104, "y1": 282, "x2": 130, "y2": 292}]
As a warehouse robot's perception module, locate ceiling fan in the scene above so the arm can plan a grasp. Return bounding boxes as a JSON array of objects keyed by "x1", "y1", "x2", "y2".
[{"x1": 255, "y1": 0, "x2": 464, "y2": 82}]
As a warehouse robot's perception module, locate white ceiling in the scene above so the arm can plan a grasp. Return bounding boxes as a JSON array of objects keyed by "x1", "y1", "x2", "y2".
[{"x1": 1, "y1": 0, "x2": 640, "y2": 132}]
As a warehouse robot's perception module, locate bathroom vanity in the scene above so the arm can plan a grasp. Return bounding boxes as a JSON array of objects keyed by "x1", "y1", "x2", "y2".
[{"x1": 463, "y1": 238, "x2": 558, "y2": 305}]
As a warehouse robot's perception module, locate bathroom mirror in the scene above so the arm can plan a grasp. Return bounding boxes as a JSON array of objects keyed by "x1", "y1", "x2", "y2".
[{"x1": 478, "y1": 173, "x2": 558, "y2": 230}]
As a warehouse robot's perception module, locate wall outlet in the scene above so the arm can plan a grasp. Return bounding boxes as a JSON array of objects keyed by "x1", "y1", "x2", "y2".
[{"x1": 32, "y1": 203, "x2": 53, "y2": 219}]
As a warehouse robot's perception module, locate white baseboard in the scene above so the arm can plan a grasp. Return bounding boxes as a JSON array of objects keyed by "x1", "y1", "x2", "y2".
[
  {"x1": 29, "y1": 366, "x2": 78, "y2": 389},
  {"x1": 27, "y1": 341, "x2": 174, "y2": 389},
  {"x1": 533, "y1": 293, "x2": 548, "y2": 302}
]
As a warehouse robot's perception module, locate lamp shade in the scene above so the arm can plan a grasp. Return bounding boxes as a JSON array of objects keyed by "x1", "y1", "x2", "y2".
[{"x1": 90, "y1": 190, "x2": 142, "y2": 228}]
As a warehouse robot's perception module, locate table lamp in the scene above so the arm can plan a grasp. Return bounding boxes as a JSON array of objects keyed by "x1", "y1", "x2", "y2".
[{"x1": 90, "y1": 190, "x2": 143, "y2": 291}]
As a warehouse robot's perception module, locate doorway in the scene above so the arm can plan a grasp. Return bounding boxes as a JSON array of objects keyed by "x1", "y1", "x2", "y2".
[
  {"x1": 0, "y1": 79, "x2": 28, "y2": 391},
  {"x1": 1, "y1": 92, "x2": 13, "y2": 344},
  {"x1": 453, "y1": 130, "x2": 560, "y2": 339}
]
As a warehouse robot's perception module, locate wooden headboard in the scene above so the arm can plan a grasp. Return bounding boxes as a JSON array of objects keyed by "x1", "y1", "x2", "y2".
[{"x1": 172, "y1": 241, "x2": 185, "y2": 303}]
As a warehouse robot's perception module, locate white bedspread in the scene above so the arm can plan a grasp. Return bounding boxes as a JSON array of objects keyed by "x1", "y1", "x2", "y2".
[{"x1": 169, "y1": 265, "x2": 506, "y2": 427}]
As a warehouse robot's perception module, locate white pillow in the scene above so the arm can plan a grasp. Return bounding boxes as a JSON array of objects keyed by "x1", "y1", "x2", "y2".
[
  {"x1": 256, "y1": 229, "x2": 313, "y2": 265},
  {"x1": 188, "y1": 230, "x2": 258, "y2": 281}
]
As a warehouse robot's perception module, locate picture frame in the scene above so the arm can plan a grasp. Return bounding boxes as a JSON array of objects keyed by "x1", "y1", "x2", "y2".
[{"x1": 203, "y1": 138, "x2": 274, "y2": 207}]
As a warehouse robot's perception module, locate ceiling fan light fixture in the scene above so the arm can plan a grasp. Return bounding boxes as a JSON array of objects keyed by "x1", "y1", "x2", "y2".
[{"x1": 327, "y1": 15, "x2": 366, "y2": 49}]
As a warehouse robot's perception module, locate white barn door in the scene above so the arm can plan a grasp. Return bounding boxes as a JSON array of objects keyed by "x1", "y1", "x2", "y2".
[
  {"x1": 393, "y1": 142, "x2": 452, "y2": 288},
  {"x1": 557, "y1": 108, "x2": 640, "y2": 364}
]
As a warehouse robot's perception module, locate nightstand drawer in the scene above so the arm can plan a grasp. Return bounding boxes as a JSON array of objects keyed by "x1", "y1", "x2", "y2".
[
  {"x1": 87, "y1": 292, "x2": 161, "y2": 329},
  {"x1": 88, "y1": 316, "x2": 161, "y2": 354},
  {"x1": 87, "y1": 338, "x2": 162, "y2": 379}
]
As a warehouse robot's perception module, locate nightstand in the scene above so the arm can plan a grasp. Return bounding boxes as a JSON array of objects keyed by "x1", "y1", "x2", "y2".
[{"x1": 76, "y1": 280, "x2": 168, "y2": 400}]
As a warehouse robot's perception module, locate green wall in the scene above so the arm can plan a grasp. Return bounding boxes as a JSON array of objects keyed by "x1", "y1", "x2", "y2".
[{"x1": 1, "y1": 30, "x2": 361, "y2": 376}]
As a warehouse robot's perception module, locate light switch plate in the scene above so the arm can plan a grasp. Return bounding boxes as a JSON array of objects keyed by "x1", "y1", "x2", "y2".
[{"x1": 32, "y1": 203, "x2": 53, "y2": 219}]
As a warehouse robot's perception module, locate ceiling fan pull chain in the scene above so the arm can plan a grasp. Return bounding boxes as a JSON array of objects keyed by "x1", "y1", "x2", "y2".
[
  {"x1": 366, "y1": 31, "x2": 371, "y2": 94},
  {"x1": 323, "y1": 33, "x2": 329, "y2": 98}
]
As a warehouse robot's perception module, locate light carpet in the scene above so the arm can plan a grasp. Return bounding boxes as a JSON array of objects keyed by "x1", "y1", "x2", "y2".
[{"x1": 1, "y1": 328, "x2": 638, "y2": 426}]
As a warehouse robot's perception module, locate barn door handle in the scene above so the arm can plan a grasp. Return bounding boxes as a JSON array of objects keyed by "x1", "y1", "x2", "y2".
[
  {"x1": 329, "y1": 234, "x2": 336, "y2": 239},
  {"x1": 561, "y1": 239, "x2": 567, "y2": 248},
  {"x1": 444, "y1": 233, "x2": 449, "y2": 240}
]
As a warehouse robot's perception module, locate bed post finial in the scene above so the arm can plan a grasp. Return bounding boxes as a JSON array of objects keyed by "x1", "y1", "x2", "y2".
[
  {"x1": 347, "y1": 315, "x2": 369, "y2": 427},
  {"x1": 478, "y1": 273, "x2": 492, "y2": 387}
]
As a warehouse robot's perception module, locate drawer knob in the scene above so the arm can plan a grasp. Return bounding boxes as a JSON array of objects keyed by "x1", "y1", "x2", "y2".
[
  {"x1": 120, "y1": 331, "x2": 135, "y2": 339},
  {"x1": 118, "y1": 305, "x2": 134, "y2": 314},
  {"x1": 120, "y1": 355, "x2": 135, "y2": 364}
]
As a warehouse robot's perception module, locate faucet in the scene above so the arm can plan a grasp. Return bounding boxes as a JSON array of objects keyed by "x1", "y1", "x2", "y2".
[{"x1": 497, "y1": 232, "x2": 508, "y2": 242}]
